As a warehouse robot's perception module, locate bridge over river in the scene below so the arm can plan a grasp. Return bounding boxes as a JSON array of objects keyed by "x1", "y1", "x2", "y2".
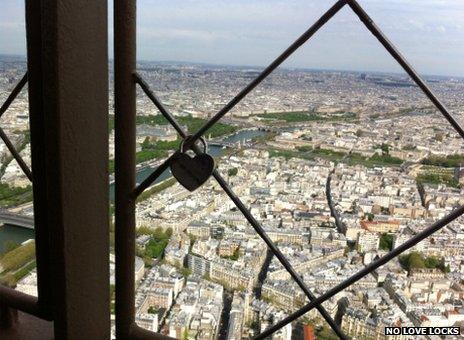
[{"x1": 0, "y1": 211, "x2": 34, "y2": 230}]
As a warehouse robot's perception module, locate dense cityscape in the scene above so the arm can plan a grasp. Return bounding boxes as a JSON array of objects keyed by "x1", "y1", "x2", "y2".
[{"x1": 1, "y1": 55, "x2": 464, "y2": 339}]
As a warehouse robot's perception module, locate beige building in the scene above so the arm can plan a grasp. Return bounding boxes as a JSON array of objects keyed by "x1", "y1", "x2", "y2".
[
  {"x1": 210, "y1": 260, "x2": 254, "y2": 291},
  {"x1": 388, "y1": 205, "x2": 426, "y2": 219},
  {"x1": 342, "y1": 308, "x2": 407, "y2": 340},
  {"x1": 261, "y1": 283, "x2": 305, "y2": 311},
  {"x1": 357, "y1": 231, "x2": 380, "y2": 253},
  {"x1": 267, "y1": 229, "x2": 304, "y2": 245},
  {"x1": 187, "y1": 223, "x2": 211, "y2": 238},
  {"x1": 361, "y1": 219, "x2": 400, "y2": 233},
  {"x1": 268, "y1": 248, "x2": 344, "y2": 281},
  {"x1": 141, "y1": 287, "x2": 173, "y2": 310}
]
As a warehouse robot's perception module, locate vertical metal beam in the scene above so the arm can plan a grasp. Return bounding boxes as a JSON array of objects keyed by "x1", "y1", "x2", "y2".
[
  {"x1": 114, "y1": 0, "x2": 137, "y2": 338},
  {"x1": 35, "y1": 0, "x2": 110, "y2": 338},
  {"x1": 24, "y1": 0, "x2": 52, "y2": 318}
]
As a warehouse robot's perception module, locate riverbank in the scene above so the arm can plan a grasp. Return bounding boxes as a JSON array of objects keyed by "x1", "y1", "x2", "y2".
[
  {"x1": 0, "y1": 224, "x2": 35, "y2": 255},
  {"x1": 109, "y1": 128, "x2": 270, "y2": 200}
]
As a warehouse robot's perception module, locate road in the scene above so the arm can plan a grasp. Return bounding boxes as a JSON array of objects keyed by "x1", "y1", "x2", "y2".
[
  {"x1": 326, "y1": 168, "x2": 344, "y2": 233},
  {"x1": 217, "y1": 290, "x2": 233, "y2": 340},
  {"x1": 253, "y1": 248, "x2": 273, "y2": 299}
]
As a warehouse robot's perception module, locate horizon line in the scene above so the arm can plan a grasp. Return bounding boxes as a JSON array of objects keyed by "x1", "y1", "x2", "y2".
[{"x1": 1, "y1": 53, "x2": 463, "y2": 79}]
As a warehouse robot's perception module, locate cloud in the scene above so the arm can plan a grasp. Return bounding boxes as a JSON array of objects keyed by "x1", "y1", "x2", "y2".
[{"x1": 1, "y1": 0, "x2": 463, "y2": 76}]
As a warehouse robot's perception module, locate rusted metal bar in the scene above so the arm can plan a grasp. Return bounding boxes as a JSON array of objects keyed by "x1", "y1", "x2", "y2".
[
  {"x1": 0, "y1": 127, "x2": 32, "y2": 181},
  {"x1": 211, "y1": 169, "x2": 347, "y2": 339},
  {"x1": 132, "y1": 77, "x2": 347, "y2": 338},
  {"x1": 256, "y1": 205, "x2": 464, "y2": 339},
  {"x1": 134, "y1": 73, "x2": 187, "y2": 139},
  {"x1": 0, "y1": 73, "x2": 28, "y2": 119},
  {"x1": 132, "y1": 73, "x2": 185, "y2": 197},
  {"x1": 21, "y1": 0, "x2": 53, "y2": 319},
  {"x1": 127, "y1": 1, "x2": 464, "y2": 339},
  {"x1": 0, "y1": 286, "x2": 41, "y2": 319},
  {"x1": 114, "y1": 0, "x2": 137, "y2": 338},
  {"x1": 133, "y1": 156, "x2": 173, "y2": 198}
]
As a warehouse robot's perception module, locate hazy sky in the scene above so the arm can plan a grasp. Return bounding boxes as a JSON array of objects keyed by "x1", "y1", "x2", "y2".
[{"x1": 1, "y1": 0, "x2": 463, "y2": 76}]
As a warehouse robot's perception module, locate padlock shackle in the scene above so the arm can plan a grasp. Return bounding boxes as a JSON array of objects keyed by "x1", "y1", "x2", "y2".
[{"x1": 180, "y1": 135, "x2": 208, "y2": 154}]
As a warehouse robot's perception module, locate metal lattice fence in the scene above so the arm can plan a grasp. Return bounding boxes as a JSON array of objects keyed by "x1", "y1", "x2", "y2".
[
  {"x1": 124, "y1": 0, "x2": 464, "y2": 338},
  {"x1": 0, "y1": 73, "x2": 32, "y2": 182},
  {"x1": 2, "y1": 0, "x2": 463, "y2": 338}
]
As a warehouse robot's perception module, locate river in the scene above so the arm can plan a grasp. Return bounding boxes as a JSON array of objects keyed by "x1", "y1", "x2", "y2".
[
  {"x1": 0, "y1": 225, "x2": 35, "y2": 255},
  {"x1": 0, "y1": 129, "x2": 269, "y2": 251},
  {"x1": 109, "y1": 128, "x2": 268, "y2": 199}
]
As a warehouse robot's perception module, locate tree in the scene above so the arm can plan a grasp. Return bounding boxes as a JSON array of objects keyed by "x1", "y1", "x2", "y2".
[
  {"x1": 302, "y1": 134, "x2": 312, "y2": 141},
  {"x1": 221, "y1": 247, "x2": 240, "y2": 261},
  {"x1": 154, "y1": 226, "x2": 164, "y2": 238},
  {"x1": 187, "y1": 233, "x2": 197, "y2": 247},
  {"x1": 109, "y1": 284, "x2": 115, "y2": 298},
  {"x1": 408, "y1": 252, "x2": 426, "y2": 269},
  {"x1": 441, "y1": 262, "x2": 451, "y2": 273},
  {"x1": 366, "y1": 213, "x2": 374, "y2": 221},
  {"x1": 143, "y1": 228, "x2": 172, "y2": 259},
  {"x1": 146, "y1": 238, "x2": 168, "y2": 259},
  {"x1": 399, "y1": 251, "x2": 425, "y2": 270},
  {"x1": 136, "y1": 225, "x2": 155, "y2": 236},
  {"x1": 380, "y1": 143, "x2": 390, "y2": 155},
  {"x1": 379, "y1": 234, "x2": 393, "y2": 251},
  {"x1": 400, "y1": 252, "x2": 450, "y2": 273},
  {"x1": 141, "y1": 136, "x2": 152, "y2": 150},
  {"x1": 0, "y1": 241, "x2": 36, "y2": 273},
  {"x1": 180, "y1": 267, "x2": 192, "y2": 277},
  {"x1": 148, "y1": 306, "x2": 158, "y2": 314},
  {"x1": 297, "y1": 146, "x2": 312, "y2": 153},
  {"x1": 424, "y1": 256, "x2": 440, "y2": 269},
  {"x1": 228, "y1": 167, "x2": 238, "y2": 177}
]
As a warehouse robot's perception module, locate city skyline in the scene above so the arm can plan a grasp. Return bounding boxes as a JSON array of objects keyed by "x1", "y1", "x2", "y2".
[
  {"x1": 1, "y1": 54, "x2": 462, "y2": 80},
  {"x1": 1, "y1": 0, "x2": 464, "y2": 77},
  {"x1": 1, "y1": 43, "x2": 464, "y2": 339},
  {"x1": 1, "y1": 2, "x2": 464, "y2": 338}
]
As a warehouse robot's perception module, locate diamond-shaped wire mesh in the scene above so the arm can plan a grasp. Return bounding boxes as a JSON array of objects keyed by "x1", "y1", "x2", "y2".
[
  {"x1": 129, "y1": 0, "x2": 464, "y2": 338},
  {"x1": 134, "y1": 74, "x2": 347, "y2": 339},
  {"x1": 0, "y1": 2, "x2": 459, "y2": 337},
  {"x1": 0, "y1": 73, "x2": 32, "y2": 182}
]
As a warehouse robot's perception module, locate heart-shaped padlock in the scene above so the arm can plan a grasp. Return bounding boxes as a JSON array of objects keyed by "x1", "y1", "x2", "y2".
[{"x1": 170, "y1": 136, "x2": 215, "y2": 192}]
